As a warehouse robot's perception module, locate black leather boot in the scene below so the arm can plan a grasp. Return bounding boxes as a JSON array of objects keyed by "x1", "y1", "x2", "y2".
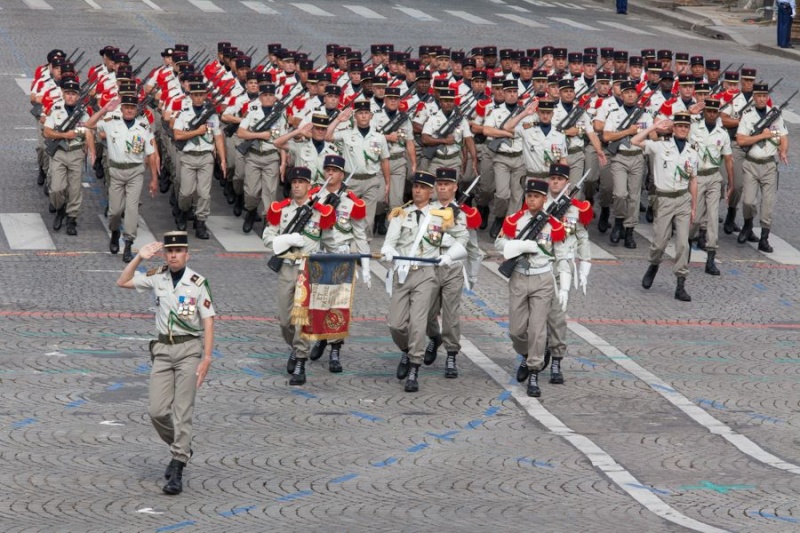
[
  {"x1": 328, "y1": 343, "x2": 342, "y2": 373},
  {"x1": 478, "y1": 206, "x2": 490, "y2": 230},
  {"x1": 489, "y1": 217, "x2": 504, "y2": 239},
  {"x1": 444, "y1": 351, "x2": 458, "y2": 379},
  {"x1": 122, "y1": 239, "x2": 134, "y2": 263},
  {"x1": 610, "y1": 218, "x2": 624, "y2": 244},
  {"x1": 623, "y1": 227, "x2": 636, "y2": 249},
  {"x1": 695, "y1": 229, "x2": 707, "y2": 250},
  {"x1": 526, "y1": 371, "x2": 541, "y2": 397},
  {"x1": 195, "y1": 220, "x2": 209, "y2": 240},
  {"x1": 286, "y1": 349, "x2": 297, "y2": 374},
  {"x1": 233, "y1": 194, "x2": 244, "y2": 217},
  {"x1": 175, "y1": 210, "x2": 187, "y2": 231},
  {"x1": 645, "y1": 205, "x2": 654, "y2": 223},
  {"x1": 404, "y1": 363, "x2": 420, "y2": 392},
  {"x1": 737, "y1": 218, "x2": 753, "y2": 244},
  {"x1": 423, "y1": 334, "x2": 442, "y2": 365},
  {"x1": 37, "y1": 166, "x2": 46, "y2": 186},
  {"x1": 162, "y1": 460, "x2": 185, "y2": 495},
  {"x1": 53, "y1": 206, "x2": 66, "y2": 230},
  {"x1": 723, "y1": 207, "x2": 740, "y2": 234},
  {"x1": 705, "y1": 250, "x2": 720, "y2": 276},
  {"x1": 758, "y1": 228, "x2": 773, "y2": 253},
  {"x1": 597, "y1": 207, "x2": 610, "y2": 232},
  {"x1": 642, "y1": 264, "x2": 658, "y2": 289},
  {"x1": 309, "y1": 340, "x2": 327, "y2": 361},
  {"x1": 65, "y1": 216, "x2": 78, "y2": 236},
  {"x1": 674, "y1": 276, "x2": 691, "y2": 302},
  {"x1": 374, "y1": 214, "x2": 387, "y2": 235},
  {"x1": 224, "y1": 181, "x2": 235, "y2": 204},
  {"x1": 549, "y1": 357, "x2": 564, "y2": 384},
  {"x1": 109, "y1": 230, "x2": 121, "y2": 254},
  {"x1": 396, "y1": 350, "x2": 410, "y2": 380},
  {"x1": 242, "y1": 209, "x2": 257, "y2": 233},
  {"x1": 516, "y1": 358, "x2": 530, "y2": 383},
  {"x1": 289, "y1": 358, "x2": 306, "y2": 385}
]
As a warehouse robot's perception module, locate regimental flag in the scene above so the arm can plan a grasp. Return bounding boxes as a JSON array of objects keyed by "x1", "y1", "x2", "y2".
[{"x1": 291, "y1": 254, "x2": 359, "y2": 342}]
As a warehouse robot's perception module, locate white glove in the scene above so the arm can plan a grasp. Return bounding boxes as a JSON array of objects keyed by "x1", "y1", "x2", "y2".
[
  {"x1": 558, "y1": 272, "x2": 571, "y2": 312},
  {"x1": 360, "y1": 257, "x2": 371, "y2": 289},
  {"x1": 381, "y1": 246, "x2": 399, "y2": 262},
  {"x1": 445, "y1": 241, "x2": 467, "y2": 261},
  {"x1": 578, "y1": 261, "x2": 591, "y2": 295},
  {"x1": 441, "y1": 233, "x2": 455, "y2": 247},
  {"x1": 272, "y1": 232, "x2": 305, "y2": 255},
  {"x1": 558, "y1": 288, "x2": 570, "y2": 312},
  {"x1": 502, "y1": 240, "x2": 539, "y2": 260},
  {"x1": 438, "y1": 255, "x2": 453, "y2": 267}
]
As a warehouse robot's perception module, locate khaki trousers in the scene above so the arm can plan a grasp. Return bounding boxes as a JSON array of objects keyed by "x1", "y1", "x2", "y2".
[
  {"x1": 385, "y1": 156, "x2": 408, "y2": 214},
  {"x1": 567, "y1": 150, "x2": 586, "y2": 200},
  {"x1": 108, "y1": 164, "x2": 144, "y2": 241},
  {"x1": 475, "y1": 144, "x2": 496, "y2": 211},
  {"x1": 422, "y1": 154, "x2": 463, "y2": 181},
  {"x1": 49, "y1": 149, "x2": 84, "y2": 217},
  {"x1": 243, "y1": 150, "x2": 280, "y2": 212},
  {"x1": 508, "y1": 270, "x2": 556, "y2": 371},
  {"x1": 426, "y1": 263, "x2": 464, "y2": 353},
  {"x1": 691, "y1": 172, "x2": 723, "y2": 249},
  {"x1": 546, "y1": 278, "x2": 568, "y2": 359},
  {"x1": 492, "y1": 152, "x2": 527, "y2": 217},
  {"x1": 277, "y1": 263, "x2": 310, "y2": 358},
  {"x1": 742, "y1": 159, "x2": 777, "y2": 229},
  {"x1": 348, "y1": 175, "x2": 384, "y2": 239},
  {"x1": 650, "y1": 192, "x2": 691, "y2": 277},
  {"x1": 149, "y1": 337, "x2": 202, "y2": 463},
  {"x1": 725, "y1": 144, "x2": 746, "y2": 209},
  {"x1": 179, "y1": 152, "x2": 214, "y2": 220},
  {"x1": 389, "y1": 267, "x2": 437, "y2": 365},
  {"x1": 231, "y1": 137, "x2": 247, "y2": 195},
  {"x1": 610, "y1": 152, "x2": 644, "y2": 227}
]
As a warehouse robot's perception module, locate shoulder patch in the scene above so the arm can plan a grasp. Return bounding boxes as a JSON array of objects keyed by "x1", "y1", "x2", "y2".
[
  {"x1": 147, "y1": 265, "x2": 168, "y2": 276},
  {"x1": 190, "y1": 273, "x2": 205, "y2": 286}
]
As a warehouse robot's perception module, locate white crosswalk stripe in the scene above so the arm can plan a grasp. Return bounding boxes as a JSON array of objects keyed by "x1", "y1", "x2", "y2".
[
  {"x1": 141, "y1": 0, "x2": 163, "y2": 10},
  {"x1": 634, "y1": 224, "x2": 708, "y2": 263},
  {"x1": 205, "y1": 216, "x2": 266, "y2": 252},
  {"x1": 547, "y1": 17, "x2": 598, "y2": 30},
  {"x1": 393, "y1": 5, "x2": 439, "y2": 21},
  {"x1": 782, "y1": 109, "x2": 800, "y2": 125},
  {"x1": 589, "y1": 242, "x2": 616, "y2": 260},
  {"x1": 650, "y1": 25, "x2": 708, "y2": 40},
  {"x1": 497, "y1": 13, "x2": 547, "y2": 27},
  {"x1": 98, "y1": 215, "x2": 157, "y2": 252},
  {"x1": 522, "y1": 0, "x2": 554, "y2": 6},
  {"x1": 290, "y1": 2, "x2": 335, "y2": 16},
  {"x1": 751, "y1": 227, "x2": 800, "y2": 265},
  {"x1": 598, "y1": 20, "x2": 654, "y2": 35},
  {"x1": 187, "y1": 0, "x2": 223, "y2": 13},
  {"x1": 16, "y1": 78, "x2": 32, "y2": 94},
  {"x1": 83, "y1": 0, "x2": 101, "y2": 9},
  {"x1": 445, "y1": 10, "x2": 495, "y2": 24},
  {"x1": 0, "y1": 214, "x2": 56, "y2": 250},
  {"x1": 241, "y1": 1, "x2": 279, "y2": 14},
  {"x1": 506, "y1": 5, "x2": 531, "y2": 12},
  {"x1": 23, "y1": 0, "x2": 52, "y2": 9},
  {"x1": 342, "y1": 4, "x2": 385, "y2": 18},
  {"x1": 551, "y1": 2, "x2": 585, "y2": 9}
]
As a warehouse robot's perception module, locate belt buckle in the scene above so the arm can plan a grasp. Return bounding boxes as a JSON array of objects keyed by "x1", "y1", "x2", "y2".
[{"x1": 411, "y1": 265, "x2": 419, "y2": 271}]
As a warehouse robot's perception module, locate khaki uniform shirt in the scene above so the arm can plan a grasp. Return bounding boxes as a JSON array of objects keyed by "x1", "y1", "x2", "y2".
[
  {"x1": 262, "y1": 198, "x2": 327, "y2": 257},
  {"x1": 371, "y1": 109, "x2": 413, "y2": 156},
  {"x1": 173, "y1": 107, "x2": 221, "y2": 153},
  {"x1": 332, "y1": 126, "x2": 390, "y2": 175},
  {"x1": 515, "y1": 120, "x2": 567, "y2": 174},
  {"x1": 691, "y1": 121, "x2": 733, "y2": 172},
  {"x1": 238, "y1": 103, "x2": 287, "y2": 153},
  {"x1": 484, "y1": 104, "x2": 523, "y2": 153},
  {"x1": 134, "y1": 266, "x2": 215, "y2": 337},
  {"x1": 384, "y1": 203, "x2": 469, "y2": 266},
  {"x1": 495, "y1": 209, "x2": 570, "y2": 274},
  {"x1": 421, "y1": 109, "x2": 473, "y2": 157},
  {"x1": 44, "y1": 105, "x2": 90, "y2": 150},
  {"x1": 96, "y1": 116, "x2": 155, "y2": 164},
  {"x1": 737, "y1": 106, "x2": 787, "y2": 159},
  {"x1": 643, "y1": 137, "x2": 699, "y2": 192}
]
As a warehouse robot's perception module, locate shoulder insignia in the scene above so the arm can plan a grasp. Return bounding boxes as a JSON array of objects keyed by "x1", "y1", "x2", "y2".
[
  {"x1": 267, "y1": 198, "x2": 291, "y2": 226},
  {"x1": 522, "y1": 122, "x2": 532, "y2": 129},
  {"x1": 502, "y1": 208, "x2": 527, "y2": 238},
  {"x1": 549, "y1": 216, "x2": 566, "y2": 242},
  {"x1": 146, "y1": 265, "x2": 168, "y2": 276},
  {"x1": 313, "y1": 201, "x2": 334, "y2": 218},
  {"x1": 571, "y1": 198, "x2": 593, "y2": 226},
  {"x1": 347, "y1": 191, "x2": 367, "y2": 219},
  {"x1": 190, "y1": 273, "x2": 205, "y2": 286},
  {"x1": 387, "y1": 200, "x2": 413, "y2": 221}
]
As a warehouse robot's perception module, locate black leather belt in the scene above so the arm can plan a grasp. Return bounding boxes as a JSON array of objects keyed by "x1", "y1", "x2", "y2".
[{"x1": 158, "y1": 334, "x2": 198, "y2": 345}]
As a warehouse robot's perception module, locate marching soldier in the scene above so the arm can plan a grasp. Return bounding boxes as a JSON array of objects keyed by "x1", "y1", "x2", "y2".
[
  {"x1": 274, "y1": 114, "x2": 340, "y2": 187},
  {"x1": 116, "y1": 231, "x2": 216, "y2": 496},
  {"x1": 501, "y1": 99, "x2": 568, "y2": 181},
  {"x1": 495, "y1": 179, "x2": 569, "y2": 398},
  {"x1": 689, "y1": 98, "x2": 734, "y2": 275},
  {"x1": 236, "y1": 83, "x2": 287, "y2": 234},
  {"x1": 470, "y1": 72, "x2": 502, "y2": 231},
  {"x1": 735, "y1": 82, "x2": 789, "y2": 252},
  {"x1": 43, "y1": 79, "x2": 95, "y2": 237},
  {"x1": 308, "y1": 155, "x2": 370, "y2": 371},
  {"x1": 420, "y1": 88, "x2": 478, "y2": 180},
  {"x1": 262, "y1": 167, "x2": 335, "y2": 386},
  {"x1": 221, "y1": 69, "x2": 260, "y2": 214},
  {"x1": 173, "y1": 82, "x2": 226, "y2": 240},
  {"x1": 633, "y1": 112, "x2": 698, "y2": 301},
  {"x1": 381, "y1": 171, "x2": 469, "y2": 393}
]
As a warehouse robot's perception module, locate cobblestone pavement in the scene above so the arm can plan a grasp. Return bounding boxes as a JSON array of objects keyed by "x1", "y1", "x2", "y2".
[{"x1": 1, "y1": 1, "x2": 800, "y2": 531}]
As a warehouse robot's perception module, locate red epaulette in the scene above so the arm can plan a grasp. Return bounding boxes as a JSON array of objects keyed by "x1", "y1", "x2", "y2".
[
  {"x1": 549, "y1": 216, "x2": 566, "y2": 242},
  {"x1": 398, "y1": 100, "x2": 409, "y2": 113},
  {"x1": 475, "y1": 98, "x2": 490, "y2": 117},
  {"x1": 309, "y1": 185, "x2": 322, "y2": 196},
  {"x1": 461, "y1": 203, "x2": 481, "y2": 230},
  {"x1": 502, "y1": 208, "x2": 527, "y2": 238},
  {"x1": 578, "y1": 93, "x2": 592, "y2": 107},
  {"x1": 267, "y1": 198, "x2": 291, "y2": 226},
  {"x1": 571, "y1": 198, "x2": 593, "y2": 226},
  {"x1": 347, "y1": 191, "x2": 366, "y2": 219},
  {"x1": 314, "y1": 202, "x2": 336, "y2": 229},
  {"x1": 659, "y1": 99, "x2": 676, "y2": 117}
]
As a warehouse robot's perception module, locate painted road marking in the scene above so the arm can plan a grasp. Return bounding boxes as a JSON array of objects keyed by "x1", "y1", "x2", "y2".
[
  {"x1": 393, "y1": 5, "x2": 439, "y2": 22},
  {"x1": 496, "y1": 13, "x2": 546, "y2": 27},
  {"x1": 187, "y1": 0, "x2": 224, "y2": 12},
  {"x1": 342, "y1": 4, "x2": 385, "y2": 18},
  {"x1": 205, "y1": 216, "x2": 266, "y2": 252},
  {"x1": 0, "y1": 213, "x2": 56, "y2": 250},
  {"x1": 98, "y1": 214, "x2": 157, "y2": 252},
  {"x1": 290, "y1": 3, "x2": 334, "y2": 16},
  {"x1": 751, "y1": 226, "x2": 800, "y2": 265},
  {"x1": 445, "y1": 10, "x2": 495, "y2": 24},
  {"x1": 241, "y1": 1, "x2": 279, "y2": 14},
  {"x1": 547, "y1": 17, "x2": 597, "y2": 30}
]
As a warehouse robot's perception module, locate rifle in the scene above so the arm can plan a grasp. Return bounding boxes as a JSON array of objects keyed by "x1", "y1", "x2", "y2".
[
  {"x1": 131, "y1": 57, "x2": 150, "y2": 79},
  {"x1": 606, "y1": 89, "x2": 655, "y2": 155},
  {"x1": 556, "y1": 86, "x2": 597, "y2": 132},
  {"x1": 267, "y1": 176, "x2": 333, "y2": 273},
  {"x1": 456, "y1": 173, "x2": 481, "y2": 205},
  {"x1": 720, "y1": 76, "x2": 782, "y2": 116},
  {"x1": 421, "y1": 92, "x2": 477, "y2": 159},
  {"x1": 320, "y1": 169, "x2": 357, "y2": 209},
  {"x1": 497, "y1": 172, "x2": 587, "y2": 278},
  {"x1": 66, "y1": 47, "x2": 81, "y2": 62},
  {"x1": 128, "y1": 49, "x2": 139, "y2": 64},
  {"x1": 189, "y1": 48, "x2": 205, "y2": 64},
  {"x1": 486, "y1": 84, "x2": 538, "y2": 153},
  {"x1": 708, "y1": 62, "x2": 734, "y2": 94},
  {"x1": 244, "y1": 45, "x2": 256, "y2": 58},
  {"x1": 70, "y1": 51, "x2": 86, "y2": 70},
  {"x1": 236, "y1": 84, "x2": 302, "y2": 154},
  {"x1": 43, "y1": 86, "x2": 96, "y2": 157},
  {"x1": 742, "y1": 89, "x2": 798, "y2": 153},
  {"x1": 174, "y1": 87, "x2": 232, "y2": 151}
]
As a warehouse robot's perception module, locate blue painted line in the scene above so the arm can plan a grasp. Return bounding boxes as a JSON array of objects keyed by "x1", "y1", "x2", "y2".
[
  {"x1": 372, "y1": 457, "x2": 397, "y2": 468},
  {"x1": 625, "y1": 483, "x2": 671, "y2": 495},
  {"x1": 291, "y1": 390, "x2": 317, "y2": 399},
  {"x1": 406, "y1": 443, "x2": 429, "y2": 453},
  {"x1": 218, "y1": 505, "x2": 256, "y2": 518},
  {"x1": 426, "y1": 430, "x2": 459, "y2": 441},
  {"x1": 496, "y1": 321, "x2": 509, "y2": 329},
  {"x1": 650, "y1": 383, "x2": 675, "y2": 393},
  {"x1": 0, "y1": 25, "x2": 32, "y2": 75},
  {"x1": 466, "y1": 419, "x2": 484, "y2": 429},
  {"x1": 779, "y1": 299, "x2": 793, "y2": 307},
  {"x1": 329, "y1": 473, "x2": 358, "y2": 484},
  {"x1": 753, "y1": 283, "x2": 767, "y2": 292},
  {"x1": 748, "y1": 413, "x2": 784, "y2": 424},
  {"x1": 350, "y1": 411, "x2": 382, "y2": 422},
  {"x1": 155, "y1": 521, "x2": 196, "y2": 532},
  {"x1": 134, "y1": 14, "x2": 177, "y2": 44},
  {"x1": 728, "y1": 269, "x2": 740, "y2": 276},
  {"x1": 12, "y1": 418, "x2": 36, "y2": 429},
  {"x1": 574, "y1": 357, "x2": 599, "y2": 369},
  {"x1": 65, "y1": 399, "x2": 86, "y2": 408},
  {"x1": 517, "y1": 457, "x2": 555, "y2": 469},
  {"x1": 484, "y1": 406, "x2": 500, "y2": 417},
  {"x1": 135, "y1": 363, "x2": 151, "y2": 374},
  {"x1": 240, "y1": 367, "x2": 263, "y2": 378},
  {"x1": 507, "y1": 375, "x2": 516, "y2": 385},
  {"x1": 106, "y1": 382, "x2": 123, "y2": 391},
  {"x1": 747, "y1": 510, "x2": 800, "y2": 524},
  {"x1": 609, "y1": 370, "x2": 632, "y2": 378},
  {"x1": 275, "y1": 490, "x2": 313, "y2": 502},
  {"x1": 498, "y1": 391, "x2": 512, "y2": 401},
  {"x1": 695, "y1": 398, "x2": 727, "y2": 410},
  {"x1": 212, "y1": 349, "x2": 223, "y2": 359}
]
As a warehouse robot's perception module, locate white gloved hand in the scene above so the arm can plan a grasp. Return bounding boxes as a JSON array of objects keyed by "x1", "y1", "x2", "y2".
[
  {"x1": 558, "y1": 288, "x2": 570, "y2": 312},
  {"x1": 578, "y1": 261, "x2": 591, "y2": 295},
  {"x1": 287, "y1": 232, "x2": 306, "y2": 247},
  {"x1": 272, "y1": 232, "x2": 304, "y2": 255},
  {"x1": 445, "y1": 241, "x2": 467, "y2": 261},
  {"x1": 438, "y1": 255, "x2": 453, "y2": 267},
  {"x1": 558, "y1": 272, "x2": 572, "y2": 312},
  {"x1": 502, "y1": 240, "x2": 539, "y2": 260},
  {"x1": 441, "y1": 233, "x2": 455, "y2": 247},
  {"x1": 380, "y1": 246, "x2": 398, "y2": 262},
  {"x1": 360, "y1": 257, "x2": 372, "y2": 289}
]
